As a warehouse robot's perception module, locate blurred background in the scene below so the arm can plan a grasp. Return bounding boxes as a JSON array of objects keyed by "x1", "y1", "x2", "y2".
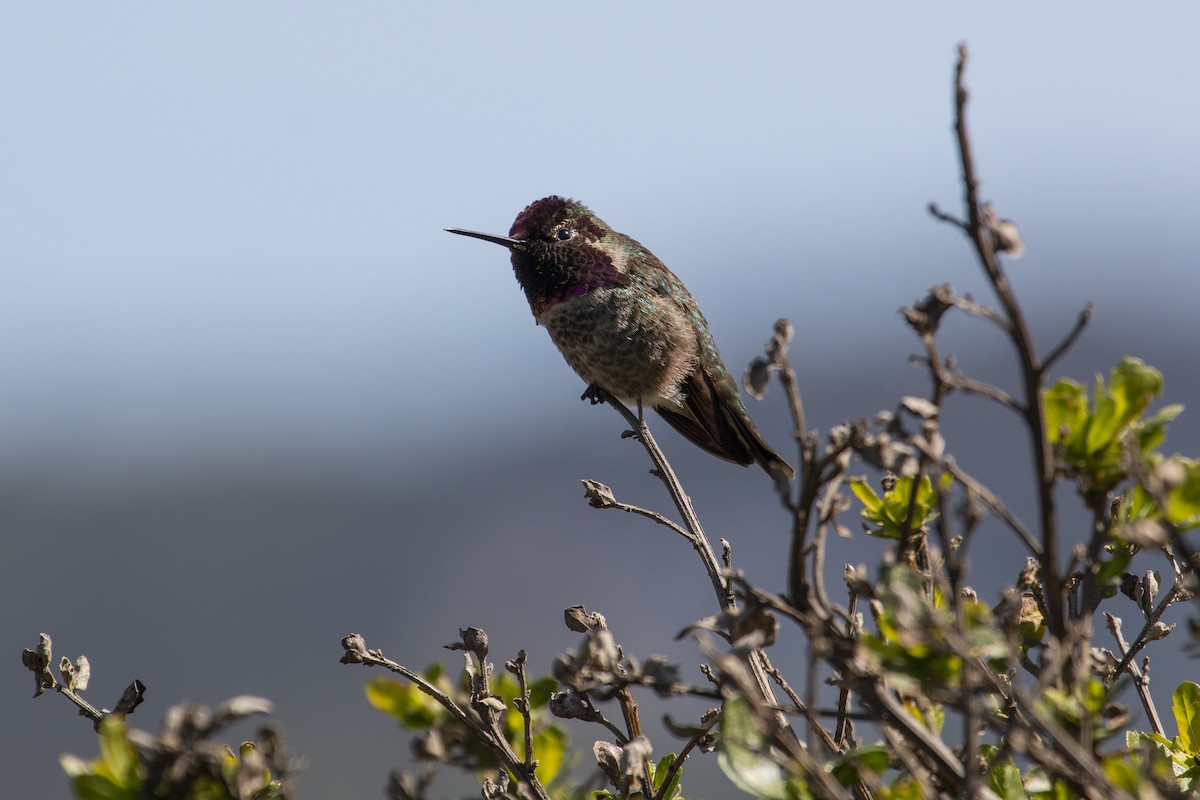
[{"x1": 3, "y1": 4, "x2": 1199, "y2": 797}]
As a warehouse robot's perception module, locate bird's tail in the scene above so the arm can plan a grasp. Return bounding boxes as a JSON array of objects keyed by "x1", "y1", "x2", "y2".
[{"x1": 655, "y1": 370, "x2": 795, "y2": 481}]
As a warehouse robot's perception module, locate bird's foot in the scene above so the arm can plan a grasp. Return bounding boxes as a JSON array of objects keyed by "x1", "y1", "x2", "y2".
[{"x1": 581, "y1": 384, "x2": 608, "y2": 405}]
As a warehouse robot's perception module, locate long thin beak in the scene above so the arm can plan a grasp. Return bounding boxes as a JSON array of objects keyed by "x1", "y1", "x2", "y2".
[{"x1": 444, "y1": 227, "x2": 524, "y2": 249}]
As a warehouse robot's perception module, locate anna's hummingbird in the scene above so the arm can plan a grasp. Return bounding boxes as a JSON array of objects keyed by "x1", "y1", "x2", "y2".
[{"x1": 446, "y1": 196, "x2": 794, "y2": 481}]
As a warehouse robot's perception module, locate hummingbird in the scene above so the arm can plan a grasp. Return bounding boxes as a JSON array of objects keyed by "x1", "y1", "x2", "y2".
[{"x1": 446, "y1": 196, "x2": 794, "y2": 481}]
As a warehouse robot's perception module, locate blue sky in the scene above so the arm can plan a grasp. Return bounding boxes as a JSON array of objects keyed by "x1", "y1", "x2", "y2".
[{"x1": 4, "y1": 4, "x2": 1199, "y2": 798}]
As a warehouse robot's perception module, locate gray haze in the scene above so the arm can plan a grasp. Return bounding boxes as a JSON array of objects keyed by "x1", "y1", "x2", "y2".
[{"x1": 4, "y1": 4, "x2": 1199, "y2": 798}]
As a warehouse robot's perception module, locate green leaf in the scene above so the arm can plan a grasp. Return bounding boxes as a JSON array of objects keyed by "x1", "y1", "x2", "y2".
[
  {"x1": 784, "y1": 775, "x2": 814, "y2": 800},
  {"x1": 1121, "y1": 457, "x2": 1200, "y2": 534},
  {"x1": 876, "y1": 778, "x2": 925, "y2": 800},
  {"x1": 651, "y1": 753, "x2": 683, "y2": 800},
  {"x1": 365, "y1": 675, "x2": 444, "y2": 729},
  {"x1": 1043, "y1": 358, "x2": 1177, "y2": 492},
  {"x1": 68, "y1": 775, "x2": 140, "y2": 800},
  {"x1": 1096, "y1": 543, "x2": 1134, "y2": 585},
  {"x1": 492, "y1": 671, "x2": 520, "y2": 707},
  {"x1": 1102, "y1": 754, "x2": 1145, "y2": 793},
  {"x1": 1165, "y1": 458, "x2": 1200, "y2": 530},
  {"x1": 858, "y1": 564, "x2": 972, "y2": 693},
  {"x1": 1173, "y1": 681, "x2": 1200, "y2": 753},
  {"x1": 528, "y1": 676, "x2": 557, "y2": 709},
  {"x1": 987, "y1": 759, "x2": 1023, "y2": 798},
  {"x1": 1085, "y1": 372, "x2": 1119, "y2": 456},
  {"x1": 531, "y1": 725, "x2": 567, "y2": 785},
  {"x1": 61, "y1": 717, "x2": 143, "y2": 800},
  {"x1": 1137, "y1": 404, "x2": 1184, "y2": 453},
  {"x1": 1044, "y1": 379, "x2": 1087, "y2": 444},
  {"x1": 830, "y1": 746, "x2": 891, "y2": 787},
  {"x1": 95, "y1": 717, "x2": 139, "y2": 788},
  {"x1": 903, "y1": 698, "x2": 945, "y2": 736},
  {"x1": 849, "y1": 479, "x2": 883, "y2": 514},
  {"x1": 1110, "y1": 357, "x2": 1163, "y2": 429},
  {"x1": 852, "y1": 476, "x2": 942, "y2": 539},
  {"x1": 979, "y1": 744, "x2": 1024, "y2": 800},
  {"x1": 717, "y1": 695, "x2": 789, "y2": 800}
]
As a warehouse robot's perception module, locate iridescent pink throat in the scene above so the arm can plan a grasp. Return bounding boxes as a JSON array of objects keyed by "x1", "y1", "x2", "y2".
[{"x1": 535, "y1": 283, "x2": 592, "y2": 315}]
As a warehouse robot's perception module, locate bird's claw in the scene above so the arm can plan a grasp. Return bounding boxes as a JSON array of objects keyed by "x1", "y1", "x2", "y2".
[{"x1": 581, "y1": 384, "x2": 607, "y2": 405}]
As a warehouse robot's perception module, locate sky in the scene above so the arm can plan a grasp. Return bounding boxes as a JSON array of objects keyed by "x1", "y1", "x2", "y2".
[{"x1": 3, "y1": 4, "x2": 1200, "y2": 798}]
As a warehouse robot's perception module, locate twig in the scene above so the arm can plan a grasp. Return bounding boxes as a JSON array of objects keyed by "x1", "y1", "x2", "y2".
[
  {"x1": 942, "y1": 291, "x2": 1013, "y2": 334},
  {"x1": 581, "y1": 481, "x2": 693, "y2": 542},
  {"x1": 1110, "y1": 578, "x2": 1182, "y2": 680},
  {"x1": 58, "y1": 685, "x2": 105, "y2": 725},
  {"x1": 693, "y1": 634, "x2": 849, "y2": 800},
  {"x1": 759, "y1": 652, "x2": 838, "y2": 754},
  {"x1": 655, "y1": 715, "x2": 717, "y2": 799},
  {"x1": 340, "y1": 634, "x2": 551, "y2": 800},
  {"x1": 927, "y1": 202, "x2": 968, "y2": 232},
  {"x1": 506, "y1": 650, "x2": 536, "y2": 771},
  {"x1": 600, "y1": 393, "x2": 732, "y2": 608},
  {"x1": 617, "y1": 686, "x2": 643, "y2": 740},
  {"x1": 908, "y1": 439, "x2": 1041, "y2": 555},
  {"x1": 596, "y1": 392, "x2": 790, "y2": 736},
  {"x1": 833, "y1": 590, "x2": 859, "y2": 749},
  {"x1": 934, "y1": 44, "x2": 1066, "y2": 641},
  {"x1": 1103, "y1": 613, "x2": 1164, "y2": 734},
  {"x1": 22, "y1": 633, "x2": 146, "y2": 731},
  {"x1": 1041, "y1": 304, "x2": 1094, "y2": 372},
  {"x1": 1004, "y1": 678, "x2": 1137, "y2": 800},
  {"x1": 942, "y1": 372, "x2": 1021, "y2": 409}
]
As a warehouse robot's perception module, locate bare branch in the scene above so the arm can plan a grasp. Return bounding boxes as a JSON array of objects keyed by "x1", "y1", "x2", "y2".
[
  {"x1": 340, "y1": 634, "x2": 551, "y2": 800},
  {"x1": 927, "y1": 201, "x2": 968, "y2": 231},
  {"x1": 581, "y1": 479, "x2": 693, "y2": 541},
  {"x1": 1110, "y1": 578, "x2": 1183, "y2": 680},
  {"x1": 1103, "y1": 613, "x2": 1164, "y2": 735},
  {"x1": 908, "y1": 439, "x2": 1041, "y2": 555},
  {"x1": 943, "y1": 43, "x2": 1066, "y2": 640},
  {"x1": 595, "y1": 391, "x2": 792, "y2": 739},
  {"x1": 1041, "y1": 303, "x2": 1095, "y2": 373}
]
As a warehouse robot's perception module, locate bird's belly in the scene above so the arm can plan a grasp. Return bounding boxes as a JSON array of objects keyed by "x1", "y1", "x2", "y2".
[{"x1": 537, "y1": 289, "x2": 697, "y2": 407}]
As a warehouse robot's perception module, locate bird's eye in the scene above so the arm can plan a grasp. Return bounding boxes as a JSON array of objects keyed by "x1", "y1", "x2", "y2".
[{"x1": 555, "y1": 227, "x2": 574, "y2": 241}]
